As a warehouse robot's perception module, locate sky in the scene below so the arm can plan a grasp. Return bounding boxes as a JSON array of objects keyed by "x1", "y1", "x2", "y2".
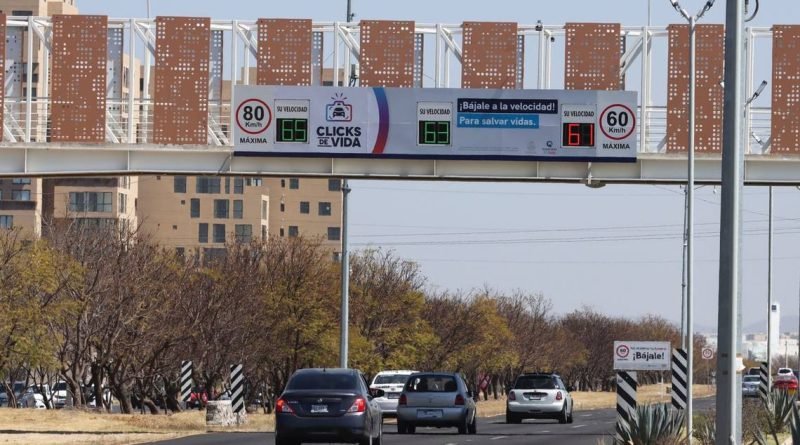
[{"x1": 74, "y1": 0, "x2": 800, "y2": 332}]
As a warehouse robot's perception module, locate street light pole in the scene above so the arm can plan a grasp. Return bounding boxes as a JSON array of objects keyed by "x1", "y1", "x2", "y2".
[
  {"x1": 767, "y1": 186, "x2": 773, "y2": 386},
  {"x1": 339, "y1": 0, "x2": 354, "y2": 370},
  {"x1": 668, "y1": 1, "x2": 715, "y2": 440}
]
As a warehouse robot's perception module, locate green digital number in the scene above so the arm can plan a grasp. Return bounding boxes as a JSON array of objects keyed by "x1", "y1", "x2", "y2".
[
  {"x1": 418, "y1": 120, "x2": 451, "y2": 145},
  {"x1": 277, "y1": 118, "x2": 308, "y2": 143}
]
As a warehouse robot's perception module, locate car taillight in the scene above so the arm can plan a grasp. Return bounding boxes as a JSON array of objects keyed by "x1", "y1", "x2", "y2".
[
  {"x1": 276, "y1": 398, "x2": 294, "y2": 414},
  {"x1": 399, "y1": 394, "x2": 407, "y2": 406},
  {"x1": 508, "y1": 391, "x2": 516, "y2": 401},
  {"x1": 348, "y1": 397, "x2": 366, "y2": 413},
  {"x1": 556, "y1": 391, "x2": 563, "y2": 401},
  {"x1": 455, "y1": 394, "x2": 465, "y2": 406}
]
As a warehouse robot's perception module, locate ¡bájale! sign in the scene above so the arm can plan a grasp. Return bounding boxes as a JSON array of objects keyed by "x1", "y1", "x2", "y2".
[{"x1": 613, "y1": 341, "x2": 671, "y2": 371}]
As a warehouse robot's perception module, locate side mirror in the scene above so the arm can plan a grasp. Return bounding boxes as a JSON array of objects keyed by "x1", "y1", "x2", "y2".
[{"x1": 371, "y1": 389, "x2": 385, "y2": 398}]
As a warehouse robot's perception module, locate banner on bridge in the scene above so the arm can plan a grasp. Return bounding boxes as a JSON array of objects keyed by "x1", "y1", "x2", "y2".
[{"x1": 233, "y1": 86, "x2": 638, "y2": 162}]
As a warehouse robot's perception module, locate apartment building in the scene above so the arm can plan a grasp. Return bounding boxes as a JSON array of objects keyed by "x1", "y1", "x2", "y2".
[
  {"x1": 137, "y1": 175, "x2": 343, "y2": 257},
  {"x1": 43, "y1": 177, "x2": 137, "y2": 231},
  {"x1": 0, "y1": 178, "x2": 42, "y2": 237}
]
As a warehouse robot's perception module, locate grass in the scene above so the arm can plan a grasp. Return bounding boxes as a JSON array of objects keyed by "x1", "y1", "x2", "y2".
[{"x1": 0, "y1": 385, "x2": 715, "y2": 444}]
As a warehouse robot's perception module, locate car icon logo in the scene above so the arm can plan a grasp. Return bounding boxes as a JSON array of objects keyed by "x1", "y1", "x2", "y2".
[{"x1": 326, "y1": 96, "x2": 353, "y2": 122}]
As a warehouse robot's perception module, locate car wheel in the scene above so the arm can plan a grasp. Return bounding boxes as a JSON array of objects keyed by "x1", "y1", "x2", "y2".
[
  {"x1": 397, "y1": 420, "x2": 407, "y2": 434},
  {"x1": 468, "y1": 412, "x2": 477, "y2": 434},
  {"x1": 408, "y1": 425, "x2": 416, "y2": 434},
  {"x1": 506, "y1": 410, "x2": 520, "y2": 424},
  {"x1": 372, "y1": 419, "x2": 382, "y2": 445},
  {"x1": 458, "y1": 414, "x2": 469, "y2": 434},
  {"x1": 274, "y1": 434, "x2": 297, "y2": 445},
  {"x1": 559, "y1": 404, "x2": 568, "y2": 424},
  {"x1": 568, "y1": 406, "x2": 574, "y2": 424}
]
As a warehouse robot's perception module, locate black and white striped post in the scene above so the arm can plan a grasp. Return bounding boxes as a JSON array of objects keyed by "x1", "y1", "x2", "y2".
[
  {"x1": 180, "y1": 360, "x2": 193, "y2": 405},
  {"x1": 759, "y1": 361, "x2": 769, "y2": 401},
  {"x1": 616, "y1": 371, "x2": 638, "y2": 440},
  {"x1": 671, "y1": 348, "x2": 688, "y2": 410},
  {"x1": 230, "y1": 364, "x2": 245, "y2": 414}
]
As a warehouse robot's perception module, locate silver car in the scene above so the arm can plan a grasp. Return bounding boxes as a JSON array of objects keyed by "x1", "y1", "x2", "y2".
[
  {"x1": 506, "y1": 373, "x2": 574, "y2": 424},
  {"x1": 396, "y1": 372, "x2": 477, "y2": 435},
  {"x1": 742, "y1": 375, "x2": 760, "y2": 398}
]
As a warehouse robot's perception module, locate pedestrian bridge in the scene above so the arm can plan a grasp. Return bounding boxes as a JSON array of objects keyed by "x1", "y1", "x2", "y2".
[{"x1": 0, "y1": 15, "x2": 798, "y2": 184}]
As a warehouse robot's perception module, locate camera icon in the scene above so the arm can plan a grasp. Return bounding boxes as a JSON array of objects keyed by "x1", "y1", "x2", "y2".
[{"x1": 326, "y1": 100, "x2": 352, "y2": 122}]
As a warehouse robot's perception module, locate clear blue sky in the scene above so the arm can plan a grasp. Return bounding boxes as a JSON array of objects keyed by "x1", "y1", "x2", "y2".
[{"x1": 77, "y1": 0, "x2": 800, "y2": 331}]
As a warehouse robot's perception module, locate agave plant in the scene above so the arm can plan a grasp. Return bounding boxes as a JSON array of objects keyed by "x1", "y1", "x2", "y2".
[
  {"x1": 757, "y1": 389, "x2": 796, "y2": 445},
  {"x1": 790, "y1": 401, "x2": 800, "y2": 445},
  {"x1": 615, "y1": 403, "x2": 686, "y2": 445}
]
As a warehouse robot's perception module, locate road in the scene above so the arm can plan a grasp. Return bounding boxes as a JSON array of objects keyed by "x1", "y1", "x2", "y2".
[{"x1": 151, "y1": 398, "x2": 715, "y2": 445}]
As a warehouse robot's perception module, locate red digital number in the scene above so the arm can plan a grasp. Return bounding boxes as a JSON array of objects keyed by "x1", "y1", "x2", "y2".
[{"x1": 567, "y1": 123, "x2": 581, "y2": 146}]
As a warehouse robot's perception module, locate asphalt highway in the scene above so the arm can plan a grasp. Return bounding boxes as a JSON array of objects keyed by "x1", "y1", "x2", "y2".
[{"x1": 151, "y1": 398, "x2": 715, "y2": 445}]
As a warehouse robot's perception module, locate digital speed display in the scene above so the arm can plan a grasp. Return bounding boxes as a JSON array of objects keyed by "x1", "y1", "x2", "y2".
[
  {"x1": 418, "y1": 121, "x2": 451, "y2": 145},
  {"x1": 562, "y1": 122, "x2": 595, "y2": 147},
  {"x1": 276, "y1": 118, "x2": 308, "y2": 143}
]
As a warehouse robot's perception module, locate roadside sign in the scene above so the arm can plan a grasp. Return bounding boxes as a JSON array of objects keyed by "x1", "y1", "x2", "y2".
[
  {"x1": 701, "y1": 348, "x2": 714, "y2": 360},
  {"x1": 614, "y1": 341, "x2": 671, "y2": 371},
  {"x1": 233, "y1": 85, "x2": 638, "y2": 162}
]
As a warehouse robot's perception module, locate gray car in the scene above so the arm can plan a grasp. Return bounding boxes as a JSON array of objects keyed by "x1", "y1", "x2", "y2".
[
  {"x1": 396, "y1": 372, "x2": 477, "y2": 435},
  {"x1": 742, "y1": 375, "x2": 761, "y2": 398},
  {"x1": 274, "y1": 368, "x2": 383, "y2": 445}
]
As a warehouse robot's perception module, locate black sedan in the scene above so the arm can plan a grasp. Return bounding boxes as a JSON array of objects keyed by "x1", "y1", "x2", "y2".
[{"x1": 275, "y1": 368, "x2": 384, "y2": 445}]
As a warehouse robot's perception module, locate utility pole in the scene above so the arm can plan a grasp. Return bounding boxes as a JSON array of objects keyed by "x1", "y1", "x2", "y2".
[
  {"x1": 668, "y1": 1, "x2": 716, "y2": 440},
  {"x1": 767, "y1": 186, "x2": 773, "y2": 386},
  {"x1": 339, "y1": 0, "x2": 354, "y2": 370},
  {"x1": 715, "y1": 0, "x2": 745, "y2": 442}
]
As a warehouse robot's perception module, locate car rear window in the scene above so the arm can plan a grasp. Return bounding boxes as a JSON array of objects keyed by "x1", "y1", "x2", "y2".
[
  {"x1": 286, "y1": 372, "x2": 359, "y2": 390},
  {"x1": 374, "y1": 375, "x2": 410, "y2": 385},
  {"x1": 743, "y1": 376, "x2": 760, "y2": 383},
  {"x1": 405, "y1": 375, "x2": 458, "y2": 392},
  {"x1": 514, "y1": 376, "x2": 557, "y2": 390}
]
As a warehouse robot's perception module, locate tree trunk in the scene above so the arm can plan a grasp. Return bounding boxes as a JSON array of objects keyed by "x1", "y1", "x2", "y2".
[{"x1": 142, "y1": 397, "x2": 160, "y2": 414}]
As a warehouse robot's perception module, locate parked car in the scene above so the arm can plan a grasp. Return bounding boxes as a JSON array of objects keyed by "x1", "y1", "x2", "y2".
[
  {"x1": 742, "y1": 375, "x2": 761, "y2": 398},
  {"x1": 396, "y1": 372, "x2": 477, "y2": 435},
  {"x1": 0, "y1": 382, "x2": 26, "y2": 407},
  {"x1": 52, "y1": 381, "x2": 69, "y2": 408},
  {"x1": 773, "y1": 374, "x2": 798, "y2": 395},
  {"x1": 274, "y1": 368, "x2": 383, "y2": 445},
  {"x1": 19, "y1": 385, "x2": 49, "y2": 409},
  {"x1": 369, "y1": 370, "x2": 417, "y2": 418},
  {"x1": 506, "y1": 372, "x2": 574, "y2": 424}
]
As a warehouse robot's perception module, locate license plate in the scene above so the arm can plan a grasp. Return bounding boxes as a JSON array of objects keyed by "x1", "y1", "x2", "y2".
[
  {"x1": 311, "y1": 404, "x2": 328, "y2": 413},
  {"x1": 417, "y1": 409, "x2": 442, "y2": 419},
  {"x1": 388, "y1": 393, "x2": 400, "y2": 399}
]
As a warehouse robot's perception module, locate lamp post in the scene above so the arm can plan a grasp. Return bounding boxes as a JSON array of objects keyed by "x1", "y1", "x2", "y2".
[
  {"x1": 339, "y1": 0, "x2": 354, "y2": 370},
  {"x1": 668, "y1": 0, "x2": 716, "y2": 441}
]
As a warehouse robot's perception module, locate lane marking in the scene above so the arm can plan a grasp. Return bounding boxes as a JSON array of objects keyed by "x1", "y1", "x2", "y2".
[
  {"x1": 572, "y1": 424, "x2": 587, "y2": 429},
  {"x1": 581, "y1": 413, "x2": 593, "y2": 417},
  {"x1": 540, "y1": 430, "x2": 550, "y2": 433},
  {"x1": 490, "y1": 436, "x2": 508, "y2": 440}
]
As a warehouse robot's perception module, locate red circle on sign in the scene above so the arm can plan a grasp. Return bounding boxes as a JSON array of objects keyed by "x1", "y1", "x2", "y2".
[
  {"x1": 600, "y1": 103, "x2": 636, "y2": 141},
  {"x1": 702, "y1": 348, "x2": 713, "y2": 359},
  {"x1": 236, "y1": 99, "x2": 272, "y2": 135},
  {"x1": 616, "y1": 344, "x2": 630, "y2": 358}
]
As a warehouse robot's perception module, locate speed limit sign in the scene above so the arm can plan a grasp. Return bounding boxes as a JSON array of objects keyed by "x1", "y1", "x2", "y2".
[
  {"x1": 599, "y1": 103, "x2": 636, "y2": 141},
  {"x1": 701, "y1": 348, "x2": 714, "y2": 360},
  {"x1": 236, "y1": 98, "x2": 272, "y2": 136}
]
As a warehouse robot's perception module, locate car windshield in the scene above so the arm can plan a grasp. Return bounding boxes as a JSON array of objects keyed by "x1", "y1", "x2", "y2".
[
  {"x1": 515, "y1": 376, "x2": 557, "y2": 390},
  {"x1": 405, "y1": 375, "x2": 458, "y2": 393},
  {"x1": 374, "y1": 375, "x2": 410, "y2": 385},
  {"x1": 54, "y1": 382, "x2": 67, "y2": 391},
  {"x1": 743, "y1": 376, "x2": 760, "y2": 383},
  {"x1": 286, "y1": 372, "x2": 358, "y2": 391}
]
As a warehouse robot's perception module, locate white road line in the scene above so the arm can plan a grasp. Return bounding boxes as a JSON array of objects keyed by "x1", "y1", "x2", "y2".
[
  {"x1": 490, "y1": 436, "x2": 508, "y2": 440},
  {"x1": 572, "y1": 424, "x2": 587, "y2": 429},
  {"x1": 581, "y1": 413, "x2": 593, "y2": 417},
  {"x1": 540, "y1": 430, "x2": 550, "y2": 433}
]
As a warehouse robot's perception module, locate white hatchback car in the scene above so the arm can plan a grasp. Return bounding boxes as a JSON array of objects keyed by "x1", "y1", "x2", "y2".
[
  {"x1": 369, "y1": 370, "x2": 417, "y2": 417},
  {"x1": 778, "y1": 367, "x2": 794, "y2": 377},
  {"x1": 506, "y1": 373, "x2": 574, "y2": 424}
]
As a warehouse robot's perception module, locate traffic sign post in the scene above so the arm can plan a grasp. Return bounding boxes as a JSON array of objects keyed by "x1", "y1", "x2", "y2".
[{"x1": 701, "y1": 348, "x2": 714, "y2": 360}]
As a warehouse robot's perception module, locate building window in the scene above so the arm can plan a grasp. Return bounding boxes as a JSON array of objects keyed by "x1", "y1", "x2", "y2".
[
  {"x1": 120, "y1": 176, "x2": 131, "y2": 189},
  {"x1": 12, "y1": 178, "x2": 31, "y2": 185},
  {"x1": 288, "y1": 226, "x2": 299, "y2": 237},
  {"x1": 199, "y1": 223, "x2": 209, "y2": 243},
  {"x1": 118, "y1": 193, "x2": 127, "y2": 213},
  {"x1": 280, "y1": 227, "x2": 285, "y2": 237},
  {"x1": 0, "y1": 215, "x2": 12, "y2": 229},
  {"x1": 214, "y1": 199, "x2": 229, "y2": 218},
  {"x1": 190, "y1": 199, "x2": 200, "y2": 218},
  {"x1": 280, "y1": 202, "x2": 285, "y2": 212},
  {"x1": 196, "y1": 176, "x2": 221, "y2": 194},
  {"x1": 281, "y1": 179, "x2": 286, "y2": 188},
  {"x1": 0, "y1": 191, "x2": 3, "y2": 199},
  {"x1": 225, "y1": 177, "x2": 231, "y2": 194},
  {"x1": 213, "y1": 224, "x2": 226, "y2": 243},
  {"x1": 12, "y1": 190, "x2": 31, "y2": 201},
  {"x1": 235, "y1": 224, "x2": 252, "y2": 243},
  {"x1": 327, "y1": 227, "x2": 341, "y2": 241},
  {"x1": 234, "y1": 178, "x2": 244, "y2": 194},
  {"x1": 11, "y1": 10, "x2": 33, "y2": 17},
  {"x1": 319, "y1": 202, "x2": 332, "y2": 216},
  {"x1": 328, "y1": 179, "x2": 341, "y2": 191},
  {"x1": 300, "y1": 201, "x2": 310, "y2": 214},
  {"x1": 174, "y1": 176, "x2": 187, "y2": 193},
  {"x1": 261, "y1": 224, "x2": 267, "y2": 239},
  {"x1": 261, "y1": 200, "x2": 268, "y2": 219},
  {"x1": 69, "y1": 192, "x2": 112, "y2": 212},
  {"x1": 233, "y1": 200, "x2": 243, "y2": 219},
  {"x1": 252, "y1": 178, "x2": 263, "y2": 186},
  {"x1": 289, "y1": 178, "x2": 299, "y2": 189}
]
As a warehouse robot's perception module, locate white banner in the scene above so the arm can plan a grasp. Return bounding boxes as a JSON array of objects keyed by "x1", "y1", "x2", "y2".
[
  {"x1": 613, "y1": 341, "x2": 671, "y2": 371},
  {"x1": 233, "y1": 86, "x2": 638, "y2": 162}
]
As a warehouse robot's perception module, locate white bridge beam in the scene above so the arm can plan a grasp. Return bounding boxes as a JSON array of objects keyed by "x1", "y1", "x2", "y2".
[{"x1": 1, "y1": 144, "x2": 800, "y2": 185}]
